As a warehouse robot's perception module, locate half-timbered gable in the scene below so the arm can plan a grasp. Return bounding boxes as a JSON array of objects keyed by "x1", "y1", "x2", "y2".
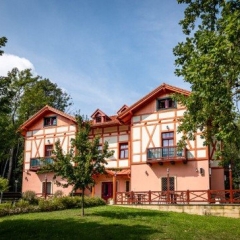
[{"x1": 19, "y1": 105, "x2": 77, "y2": 195}]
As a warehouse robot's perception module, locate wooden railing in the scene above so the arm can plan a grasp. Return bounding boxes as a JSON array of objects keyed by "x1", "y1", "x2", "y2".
[{"x1": 116, "y1": 190, "x2": 240, "y2": 205}]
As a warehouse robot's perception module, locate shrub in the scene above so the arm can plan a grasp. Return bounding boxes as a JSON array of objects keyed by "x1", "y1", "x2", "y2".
[
  {"x1": 38, "y1": 199, "x2": 59, "y2": 211},
  {"x1": 0, "y1": 196, "x2": 106, "y2": 216},
  {"x1": 54, "y1": 190, "x2": 64, "y2": 198},
  {"x1": 59, "y1": 196, "x2": 81, "y2": 209},
  {"x1": 15, "y1": 199, "x2": 30, "y2": 208},
  {"x1": 22, "y1": 190, "x2": 38, "y2": 205}
]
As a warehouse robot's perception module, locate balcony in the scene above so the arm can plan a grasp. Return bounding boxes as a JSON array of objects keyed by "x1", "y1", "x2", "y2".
[
  {"x1": 147, "y1": 146, "x2": 187, "y2": 165},
  {"x1": 30, "y1": 157, "x2": 54, "y2": 171}
]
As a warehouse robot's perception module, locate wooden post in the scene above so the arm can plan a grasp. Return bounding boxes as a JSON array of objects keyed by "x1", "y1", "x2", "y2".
[
  {"x1": 148, "y1": 190, "x2": 151, "y2": 204},
  {"x1": 229, "y1": 164, "x2": 233, "y2": 203},
  {"x1": 113, "y1": 172, "x2": 117, "y2": 204},
  {"x1": 186, "y1": 190, "x2": 190, "y2": 204},
  {"x1": 167, "y1": 168, "x2": 170, "y2": 203},
  {"x1": 44, "y1": 175, "x2": 47, "y2": 199},
  {"x1": 91, "y1": 186, "x2": 95, "y2": 197}
]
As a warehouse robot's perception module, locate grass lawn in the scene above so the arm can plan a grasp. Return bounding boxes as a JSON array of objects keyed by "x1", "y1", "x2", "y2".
[{"x1": 0, "y1": 206, "x2": 239, "y2": 240}]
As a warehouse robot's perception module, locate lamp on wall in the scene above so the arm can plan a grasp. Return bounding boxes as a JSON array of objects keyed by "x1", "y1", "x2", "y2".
[
  {"x1": 166, "y1": 125, "x2": 170, "y2": 130},
  {"x1": 200, "y1": 168, "x2": 204, "y2": 175},
  {"x1": 47, "y1": 139, "x2": 51, "y2": 144}
]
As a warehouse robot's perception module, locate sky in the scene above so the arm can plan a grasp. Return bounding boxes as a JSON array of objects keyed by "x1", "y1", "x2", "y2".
[{"x1": 0, "y1": 0, "x2": 189, "y2": 117}]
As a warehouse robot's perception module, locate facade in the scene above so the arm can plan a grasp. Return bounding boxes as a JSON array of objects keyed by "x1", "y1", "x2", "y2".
[{"x1": 19, "y1": 83, "x2": 225, "y2": 200}]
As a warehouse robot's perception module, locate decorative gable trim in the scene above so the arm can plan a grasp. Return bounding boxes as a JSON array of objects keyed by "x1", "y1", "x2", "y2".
[
  {"x1": 117, "y1": 105, "x2": 129, "y2": 115},
  {"x1": 19, "y1": 105, "x2": 76, "y2": 135},
  {"x1": 117, "y1": 83, "x2": 190, "y2": 123},
  {"x1": 91, "y1": 109, "x2": 111, "y2": 124}
]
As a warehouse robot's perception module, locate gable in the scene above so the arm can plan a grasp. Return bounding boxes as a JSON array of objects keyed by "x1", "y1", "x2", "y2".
[
  {"x1": 91, "y1": 109, "x2": 111, "y2": 124},
  {"x1": 19, "y1": 105, "x2": 76, "y2": 135},
  {"x1": 117, "y1": 83, "x2": 190, "y2": 123}
]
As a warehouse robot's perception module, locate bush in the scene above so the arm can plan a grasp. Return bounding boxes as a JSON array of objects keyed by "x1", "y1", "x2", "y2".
[
  {"x1": 22, "y1": 190, "x2": 38, "y2": 205},
  {"x1": 15, "y1": 199, "x2": 30, "y2": 208},
  {"x1": 38, "y1": 198, "x2": 60, "y2": 211},
  {"x1": 59, "y1": 196, "x2": 81, "y2": 208},
  {"x1": 0, "y1": 196, "x2": 106, "y2": 216},
  {"x1": 54, "y1": 190, "x2": 64, "y2": 198}
]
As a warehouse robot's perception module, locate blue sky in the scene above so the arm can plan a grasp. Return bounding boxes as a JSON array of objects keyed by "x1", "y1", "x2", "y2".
[{"x1": 0, "y1": 0, "x2": 189, "y2": 117}]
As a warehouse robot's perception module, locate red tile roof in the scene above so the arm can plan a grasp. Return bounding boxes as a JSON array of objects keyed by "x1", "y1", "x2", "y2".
[
  {"x1": 117, "y1": 83, "x2": 190, "y2": 122},
  {"x1": 19, "y1": 105, "x2": 76, "y2": 133},
  {"x1": 105, "y1": 169, "x2": 131, "y2": 176}
]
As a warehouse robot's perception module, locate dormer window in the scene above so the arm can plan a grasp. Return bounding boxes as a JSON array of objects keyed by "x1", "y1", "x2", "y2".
[
  {"x1": 44, "y1": 116, "x2": 57, "y2": 126},
  {"x1": 157, "y1": 98, "x2": 176, "y2": 110},
  {"x1": 96, "y1": 115, "x2": 102, "y2": 123},
  {"x1": 91, "y1": 109, "x2": 111, "y2": 124}
]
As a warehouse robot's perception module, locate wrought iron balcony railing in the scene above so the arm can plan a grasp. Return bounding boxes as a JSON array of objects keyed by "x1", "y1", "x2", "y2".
[
  {"x1": 30, "y1": 157, "x2": 54, "y2": 171},
  {"x1": 147, "y1": 146, "x2": 187, "y2": 164}
]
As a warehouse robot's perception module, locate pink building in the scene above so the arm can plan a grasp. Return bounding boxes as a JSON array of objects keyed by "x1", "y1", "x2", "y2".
[{"x1": 19, "y1": 83, "x2": 225, "y2": 200}]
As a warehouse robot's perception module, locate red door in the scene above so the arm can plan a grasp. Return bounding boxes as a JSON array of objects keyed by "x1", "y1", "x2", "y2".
[{"x1": 101, "y1": 182, "x2": 113, "y2": 201}]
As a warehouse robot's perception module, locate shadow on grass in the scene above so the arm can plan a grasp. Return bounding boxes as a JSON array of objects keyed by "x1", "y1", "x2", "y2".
[{"x1": 0, "y1": 214, "x2": 165, "y2": 240}]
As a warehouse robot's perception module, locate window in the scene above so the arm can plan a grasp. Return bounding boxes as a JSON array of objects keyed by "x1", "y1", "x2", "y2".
[
  {"x1": 42, "y1": 182, "x2": 52, "y2": 194},
  {"x1": 126, "y1": 181, "x2": 130, "y2": 192},
  {"x1": 161, "y1": 177, "x2": 175, "y2": 191},
  {"x1": 45, "y1": 145, "x2": 53, "y2": 157},
  {"x1": 97, "y1": 145, "x2": 103, "y2": 153},
  {"x1": 44, "y1": 116, "x2": 57, "y2": 126},
  {"x1": 119, "y1": 143, "x2": 128, "y2": 159},
  {"x1": 157, "y1": 98, "x2": 176, "y2": 110},
  {"x1": 96, "y1": 114, "x2": 102, "y2": 123},
  {"x1": 162, "y1": 132, "x2": 174, "y2": 157}
]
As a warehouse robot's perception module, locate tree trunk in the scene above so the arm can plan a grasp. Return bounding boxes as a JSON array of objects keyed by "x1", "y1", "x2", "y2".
[
  {"x1": 2, "y1": 159, "x2": 9, "y2": 178},
  {"x1": 7, "y1": 148, "x2": 14, "y2": 181},
  {"x1": 81, "y1": 188, "x2": 85, "y2": 216}
]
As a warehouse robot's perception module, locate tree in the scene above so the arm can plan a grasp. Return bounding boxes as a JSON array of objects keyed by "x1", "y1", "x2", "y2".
[
  {"x1": 0, "y1": 37, "x2": 11, "y2": 114},
  {"x1": 0, "y1": 36, "x2": 7, "y2": 56},
  {"x1": 0, "y1": 177, "x2": 9, "y2": 204},
  {"x1": 173, "y1": 1, "x2": 240, "y2": 160},
  {"x1": 45, "y1": 114, "x2": 114, "y2": 216},
  {"x1": 0, "y1": 68, "x2": 72, "y2": 191}
]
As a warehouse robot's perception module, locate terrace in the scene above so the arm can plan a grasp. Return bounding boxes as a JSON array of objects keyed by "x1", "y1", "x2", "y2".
[{"x1": 116, "y1": 189, "x2": 240, "y2": 205}]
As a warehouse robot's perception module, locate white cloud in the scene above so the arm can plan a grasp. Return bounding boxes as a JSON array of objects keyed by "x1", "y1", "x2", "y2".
[{"x1": 0, "y1": 54, "x2": 35, "y2": 76}]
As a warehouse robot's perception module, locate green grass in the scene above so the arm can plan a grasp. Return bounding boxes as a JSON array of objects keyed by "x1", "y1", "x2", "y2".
[{"x1": 0, "y1": 206, "x2": 240, "y2": 240}]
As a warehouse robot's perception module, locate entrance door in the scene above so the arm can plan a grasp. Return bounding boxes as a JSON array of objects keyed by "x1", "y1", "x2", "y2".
[{"x1": 101, "y1": 182, "x2": 113, "y2": 201}]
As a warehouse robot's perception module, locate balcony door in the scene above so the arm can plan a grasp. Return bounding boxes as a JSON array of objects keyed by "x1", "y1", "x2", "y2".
[{"x1": 162, "y1": 132, "x2": 174, "y2": 157}]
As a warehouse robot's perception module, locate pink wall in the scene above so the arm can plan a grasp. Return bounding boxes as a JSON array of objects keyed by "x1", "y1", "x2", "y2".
[
  {"x1": 22, "y1": 171, "x2": 73, "y2": 196},
  {"x1": 131, "y1": 160, "x2": 210, "y2": 191}
]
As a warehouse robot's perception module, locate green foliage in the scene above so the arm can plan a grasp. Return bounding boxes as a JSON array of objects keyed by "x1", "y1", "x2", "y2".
[
  {"x1": 0, "y1": 67, "x2": 72, "y2": 190},
  {"x1": 0, "y1": 196, "x2": 105, "y2": 217},
  {"x1": 53, "y1": 190, "x2": 64, "y2": 198},
  {"x1": 0, "y1": 177, "x2": 9, "y2": 192},
  {"x1": 174, "y1": 0, "x2": 240, "y2": 159},
  {"x1": 46, "y1": 114, "x2": 114, "y2": 216},
  {"x1": 22, "y1": 190, "x2": 38, "y2": 205},
  {"x1": 0, "y1": 36, "x2": 7, "y2": 56},
  {"x1": 15, "y1": 199, "x2": 30, "y2": 208}
]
